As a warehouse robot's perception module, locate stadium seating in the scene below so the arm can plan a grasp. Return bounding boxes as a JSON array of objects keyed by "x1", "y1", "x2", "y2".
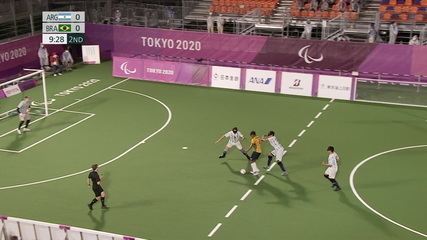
[
  {"x1": 209, "y1": 0, "x2": 279, "y2": 16},
  {"x1": 380, "y1": 0, "x2": 427, "y2": 22},
  {"x1": 290, "y1": 0, "x2": 360, "y2": 20}
]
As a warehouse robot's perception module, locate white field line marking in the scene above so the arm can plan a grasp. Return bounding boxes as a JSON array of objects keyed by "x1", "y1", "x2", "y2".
[
  {"x1": 0, "y1": 148, "x2": 20, "y2": 153},
  {"x1": 32, "y1": 107, "x2": 94, "y2": 116},
  {"x1": 350, "y1": 145, "x2": 427, "y2": 238},
  {"x1": 314, "y1": 112, "x2": 322, "y2": 119},
  {"x1": 208, "y1": 223, "x2": 222, "y2": 237},
  {"x1": 288, "y1": 139, "x2": 297, "y2": 148},
  {"x1": 307, "y1": 120, "x2": 315, "y2": 128},
  {"x1": 322, "y1": 104, "x2": 330, "y2": 110},
  {"x1": 17, "y1": 114, "x2": 95, "y2": 153},
  {"x1": 356, "y1": 99, "x2": 427, "y2": 109},
  {"x1": 298, "y1": 129, "x2": 306, "y2": 137},
  {"x1": 329, "y1": 99, "x2": 335, "y2": 102},
  {"x1": 254, "y1": 175, "x2": 265, "y2": 186},
  {"x1": 267, "y1": 162, "x2": 277, "y2": 172},
  {"x1": 240, "y1": 189, "x2": 252, "y2": 201},
  {"x1": 224, "y1": 205, "x2": 238, "y2": 218},
  {"x1": 0, "y1": 87, "x2": 172, "y2": 190},
  {"x1": 0, "y1": 79, "x2": 128, "y2": 139}
]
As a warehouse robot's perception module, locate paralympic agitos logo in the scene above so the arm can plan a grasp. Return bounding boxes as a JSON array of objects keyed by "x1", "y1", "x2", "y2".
[
  {"x1": 298, "y1": 45, "x2": 324, "y2": 64},
  {"x1": 120, "y1": 62, "x2": 137, "y2": 75}
]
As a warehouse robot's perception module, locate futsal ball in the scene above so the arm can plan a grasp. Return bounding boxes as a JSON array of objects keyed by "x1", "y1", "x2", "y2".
[{"x1": 240, "y1": 169, "x2": 246, "y2": 174}]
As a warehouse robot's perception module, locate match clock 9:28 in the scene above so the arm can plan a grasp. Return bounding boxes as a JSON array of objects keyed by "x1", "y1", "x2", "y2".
[{"x1": 42, "y1": 34, "x2": 67, "y2": 44}]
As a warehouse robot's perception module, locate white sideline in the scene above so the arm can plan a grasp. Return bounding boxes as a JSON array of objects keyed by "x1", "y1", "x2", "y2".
[
  {"x1": 349, "y1": 145, "x2": 427, "y2": 238},
  {"x1": 208, "y1": 223, "x2": 222, "y2": 237},
  {"x1": 240, "y1": 189, "x2": 252, "y2": 201},
  {"x1": 288, "y1": 139, "x2": 297, "y2": 148},
  {"x1": 254, "y1": 175, "x2": 265, "y2": 185},
  {"x1": 0, "y1": 85, "x2": 173, "y2": 190},
  {"x1": 224, "y1": 205, "x2": 238, "y2": 218}
]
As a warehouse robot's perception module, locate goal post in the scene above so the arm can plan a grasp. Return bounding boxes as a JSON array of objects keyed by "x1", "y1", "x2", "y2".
[{"x1": 0, "y1": 68, "x2": 49, "y2": 118}]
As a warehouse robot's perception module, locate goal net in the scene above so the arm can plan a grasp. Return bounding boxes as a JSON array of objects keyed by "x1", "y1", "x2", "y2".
[
  {"x1": 0, "y1": 69, "x2": 48, "y2": 120},
  {"x1": 355, "y1": 78, "x2": 427, "y2": 108}
]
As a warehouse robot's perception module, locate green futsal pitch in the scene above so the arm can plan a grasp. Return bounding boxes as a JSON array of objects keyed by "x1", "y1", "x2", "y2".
[{"x1": 0, "y1": 62, "x2": 426, "y2": 240}]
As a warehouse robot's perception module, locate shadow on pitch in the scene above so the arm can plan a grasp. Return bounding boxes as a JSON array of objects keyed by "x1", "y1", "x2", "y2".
[
  {"x1": 5, "y1": 134, "x2": 25, "y2": 151},
  {"x1": 87, "y1": 208, "x2": 109, "y2": 231},
  {"x1": 269, "y1": 173, "x2": 310, "y2": 203},
  {"x1": 337, "y1": 191, "x2": 394, "y2": 237},
  {"x1": 222, "y1": 161, "x2": 291, "y2": 208}
]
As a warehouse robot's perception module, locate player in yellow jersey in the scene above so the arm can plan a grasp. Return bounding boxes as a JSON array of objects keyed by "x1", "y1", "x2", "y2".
[{"x1": 245, "y1": 131, "x2": 262, "y2": 176}]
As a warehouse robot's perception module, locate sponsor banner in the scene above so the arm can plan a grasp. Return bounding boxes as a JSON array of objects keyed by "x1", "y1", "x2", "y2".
[
  {"x1": 245, "y1": 69, "x2": 276, "y2": 93},
  {"x1": 281, "y1": 72, "x2": 313, "y2": 96},
  {"x1": 3, "y1": 85, "x2": 21, "y2": 97},
  {"x1": 112, "y1": 57, "x2": 210, "y2": 86},
  {"x1": 144, "y1": 59, "x2": 177, "y2": 82},
  {"x1": 113, "y1": 56, "x2": 143, "y2": 79},
  {"x1": 211, "y1": 66, "x2": 241, "y2": 90},
  {"x1": 317, "y1": 75, "x2": 353, "y2": 100}
]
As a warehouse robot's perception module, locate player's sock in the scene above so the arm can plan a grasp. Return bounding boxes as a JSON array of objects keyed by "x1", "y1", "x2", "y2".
[
  {"x1": 251, "y1": 162, "x2": 260, "y2": 172},
  {"x1": 101, "y1": 197, "x2": 106, "y2": 206},
  {"x1": 267, "y1": 156, "x2": 273, "y2": 166},
  {"x1": 219, "y1": 151, "x2": 227, "y2": 158},
  {"x1": 241, "y1": 151, "x2": 250, "y2": 160},
  {"x1": 277, "y1": 161, "x2": 286, "y2": 172},
  {"x1": 331, "y1": 179, "x2": 340, "y2": 188},
  {"x1": 89, "y1": 198, "x2": 98, "y2": 206},
  {"x1": 25, "y1": 120, "x2": 31, "y2": 128},
  {"x1": 324, "y1": 174, "x2": 333, "y2": 182},
  {"x1": 18, "y1": 121, "x2": 24, "y2": 129}
]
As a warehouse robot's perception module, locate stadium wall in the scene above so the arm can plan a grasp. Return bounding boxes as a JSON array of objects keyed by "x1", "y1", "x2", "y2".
[
  {"x1": 0, "y1": 36, "x2": 65, "y2": 79},
  {"x1": 86, "y1": 23, "x2": 427, "y2": 81},
  {"x1": 113, "y1": 56, "x2": 356, "y2": 101}
]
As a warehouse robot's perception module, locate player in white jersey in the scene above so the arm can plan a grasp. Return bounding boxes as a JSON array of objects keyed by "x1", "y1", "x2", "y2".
[
  {"x1": 216, "y1": 127, "x2": 251, "y2": 160},
  {"x1": 16, "y1": 96, "x2": 32, "y2": 135},
  {"x1": 322, "y1": 146, "x2": 341, "y2": 191},
  {"x1": 262, "y1": 131, "x2": 288, "y2": 176}
]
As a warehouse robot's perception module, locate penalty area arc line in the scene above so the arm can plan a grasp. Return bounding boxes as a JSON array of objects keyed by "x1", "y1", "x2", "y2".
[
  {"x1": 0, "y1": 87, "x2": 172, "y2": 191},
  {"x1": 349, "y1": 144, "x2": 427, "y2": 238}
]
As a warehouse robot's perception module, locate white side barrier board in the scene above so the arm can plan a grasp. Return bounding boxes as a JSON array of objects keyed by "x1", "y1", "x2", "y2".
[
  {"x1": 281, "y1": 72, "x2": 313, "y2": 96},
  {"x1": 317, "y1": 75, "x2": 353, "y2": 100},
  {"x1": 211, "y1": 66, "x2": 241, "y2": 90},
  {"x1": 245, "y1": 69, "x2": 276, "y2": 93},
  {"x1": 82, "y1": 45, "x2": 101, "y2": 64},
  {"x1": 0, "y1": 216, "x2": 145, "y2": 240}
]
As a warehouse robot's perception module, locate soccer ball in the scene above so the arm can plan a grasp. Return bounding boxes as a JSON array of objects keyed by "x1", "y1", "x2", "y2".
[{"x1": 240, "y1": 169, "x2": 246, "y2": 175}]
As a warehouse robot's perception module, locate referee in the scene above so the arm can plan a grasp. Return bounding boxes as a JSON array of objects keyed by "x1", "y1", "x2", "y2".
[{"x1": 87, "y1": 164, "x2": 108, "y2": 210}]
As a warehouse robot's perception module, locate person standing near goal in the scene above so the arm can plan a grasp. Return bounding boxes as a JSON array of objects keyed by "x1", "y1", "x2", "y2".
[
  {"x1": 322, "y1": 146, "x2": 341, "y2": 191},
  {"x1": 16, "y1": 96, "x2": 31, "y2": 134},
  {"x1": 216, "y1": 127, "x2": 251, "y2": 160},
  {"x1": 262, "y1": 131, "x2": 288, "y2": 176},
  {"x1": 87, "y1": 164, "x2": 109, "y2": 210}
]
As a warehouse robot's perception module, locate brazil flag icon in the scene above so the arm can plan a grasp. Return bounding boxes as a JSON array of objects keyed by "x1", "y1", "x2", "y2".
[{"x1": 58, "y1": 24, "x2": 71, "y2": 32}]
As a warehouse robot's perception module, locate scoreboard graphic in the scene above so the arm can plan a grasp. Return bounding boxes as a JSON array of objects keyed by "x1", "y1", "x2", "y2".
[{"x1": 42, "y1": 12, "x2": 85, "y2": 45}]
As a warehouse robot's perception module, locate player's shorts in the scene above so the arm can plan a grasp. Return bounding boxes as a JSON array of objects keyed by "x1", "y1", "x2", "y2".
[
  {"x1": 92, "y1": 186, "x2": 104, "y2": 197},
  {"x1": 271, "y1": 148, "x2": 285, "y2": 162},
  {"x1": 325, "y1": 167, "x2": 338, "y2": 179},
  {"x1": 226, "y1": 142, "x2": 243, "y2": 150},
  {"x1": 19, "y1": 113, "x2": 30, "y2": 121},
  {"x1": 250, "y1": 152, "x2": 261, "y2": 161}
]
